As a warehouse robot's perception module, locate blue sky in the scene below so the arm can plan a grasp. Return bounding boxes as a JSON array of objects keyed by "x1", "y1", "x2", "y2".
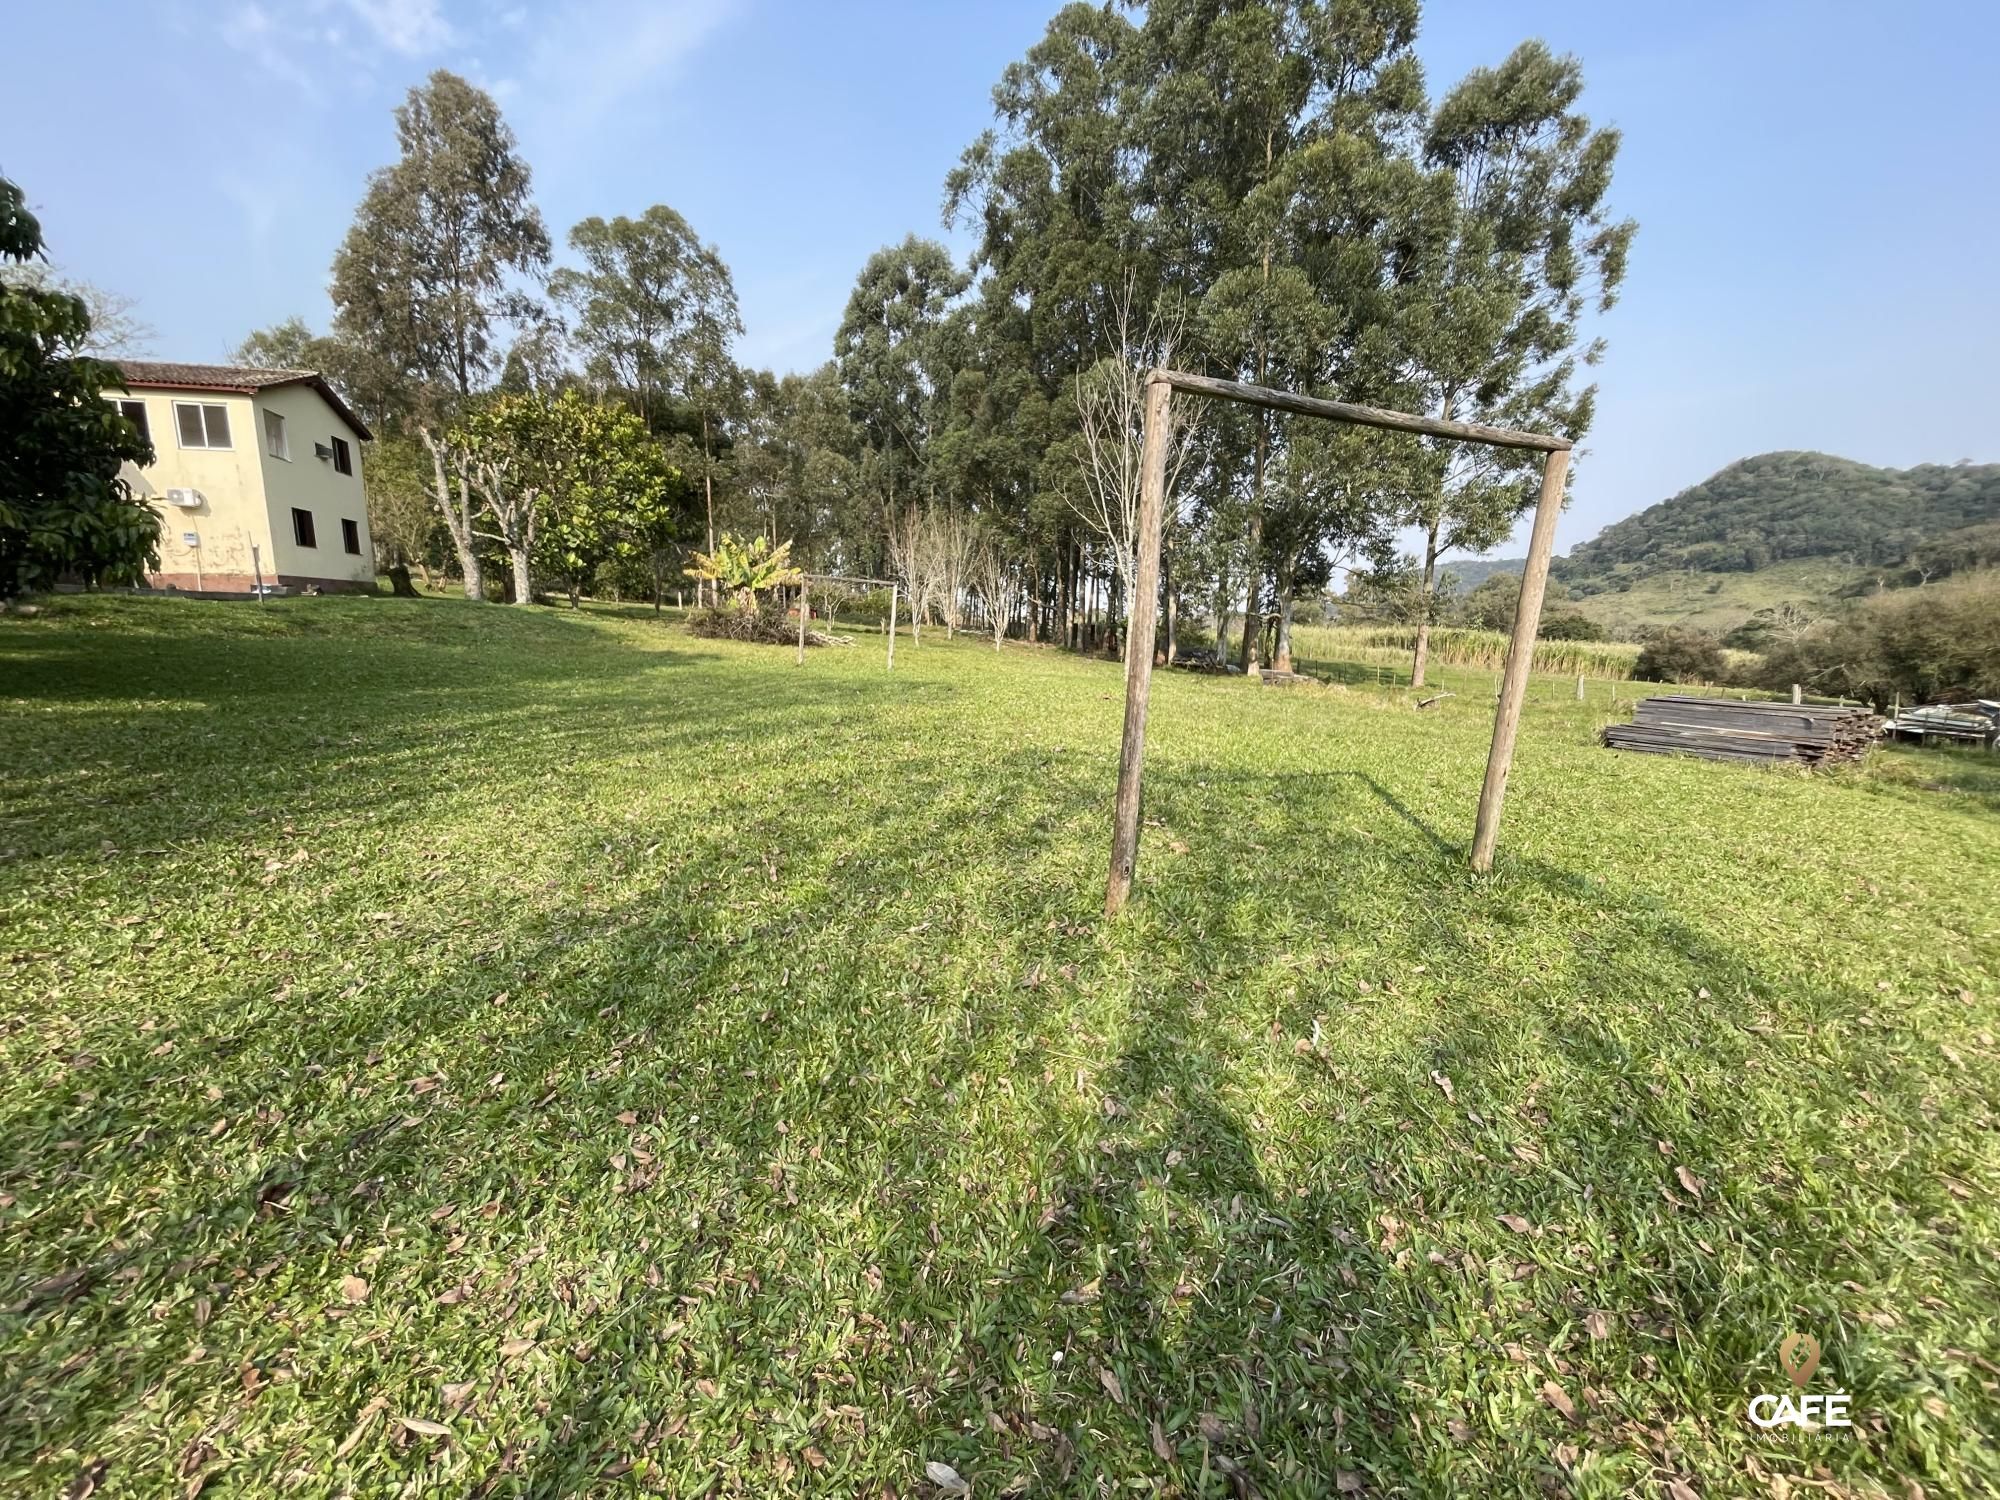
[{"x1": 10, "y1": 0, "x2": 1997, "y2": 550}]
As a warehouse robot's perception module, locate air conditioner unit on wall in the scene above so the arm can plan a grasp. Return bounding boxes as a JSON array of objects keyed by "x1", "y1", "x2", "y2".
[{"x1": 165, "y1": 488, "x2": 204, "y2": 509}]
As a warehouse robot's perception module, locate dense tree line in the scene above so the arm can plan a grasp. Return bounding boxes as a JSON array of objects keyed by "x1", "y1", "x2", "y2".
[{"x1": 208, "y1": 4, "x2": 1634, "y2": 673}]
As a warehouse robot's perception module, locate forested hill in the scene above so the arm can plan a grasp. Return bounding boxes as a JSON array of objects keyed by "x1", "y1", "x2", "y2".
[{"x1": 1554, "y1": 451, "x2": 2000, "y2": 587}]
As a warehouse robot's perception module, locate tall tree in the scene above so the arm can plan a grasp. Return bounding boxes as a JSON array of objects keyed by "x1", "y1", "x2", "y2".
[
  {"x1": 834, "y1": 237, "x2": 969, "y2": 583},
  {"x1": 330, "y1": 70, "x2": 549, "y2": 597},
  {"x1": 1388, "y1": 40, "x2": 1635, "y2": 687},
  {"x1": 331, "y1": 70, "x2": 549, "y2": 402},
  {"x1": 551, "y1": 206, "x2": 712, "y2": 426},
  {"x1": 0, "y1": 177, "x2": 158, "y2": 598}
]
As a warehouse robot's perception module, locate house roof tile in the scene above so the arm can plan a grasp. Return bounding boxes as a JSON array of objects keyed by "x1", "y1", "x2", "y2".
[{"x1": 114, "y1": 361, "x2": 373, "y2": 441}]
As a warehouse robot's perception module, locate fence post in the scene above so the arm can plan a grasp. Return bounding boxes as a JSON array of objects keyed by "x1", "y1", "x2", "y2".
[
  {"x1": 1575, "y1": 673, "x2": 1585, "y2": 702},
  {"x1": 1792, "y1": 683, "x2": 1802, "y2": 705},
  {"x1": 887, "y1": 583, "x2": 898, "y2": 672}
]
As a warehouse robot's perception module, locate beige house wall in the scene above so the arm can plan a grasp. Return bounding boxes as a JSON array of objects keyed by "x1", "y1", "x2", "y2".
[
  {"x1": 110, "y1": 389, "x2": 274, "y2": 590},
  {"x1": 105, "y1": 380, "x2": 374, "y2": 592},
  {"x1": 251, "y1": 383, "x2": 373, "y2": 584}
]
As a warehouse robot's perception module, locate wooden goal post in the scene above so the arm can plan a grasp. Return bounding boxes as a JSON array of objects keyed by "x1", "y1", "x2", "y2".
[{"x1": 1105, "y1": 369, "x2": 1573, "y2": 916}]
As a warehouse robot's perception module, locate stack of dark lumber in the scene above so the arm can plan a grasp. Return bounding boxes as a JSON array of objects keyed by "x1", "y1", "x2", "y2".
[{"x1": 1603, "y1": 696, "x2": 1878, "y2": 766}]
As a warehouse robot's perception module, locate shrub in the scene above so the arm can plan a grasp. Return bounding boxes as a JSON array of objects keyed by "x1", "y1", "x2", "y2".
[
  {"x1": 1635, "y1": 626, "x2": 1726, "y2": 684},
  {"x1": 1539, "y1": 610, "x2": 1605, "y2": 640},
  {"x1": 688, "y1": 600, "x2": 795, "y2": 644}
]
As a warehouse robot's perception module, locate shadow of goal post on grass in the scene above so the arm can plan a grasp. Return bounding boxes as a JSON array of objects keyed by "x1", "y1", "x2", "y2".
[{"x1": 1105, "y1": 368, "x2": 1574, "y2": 915}]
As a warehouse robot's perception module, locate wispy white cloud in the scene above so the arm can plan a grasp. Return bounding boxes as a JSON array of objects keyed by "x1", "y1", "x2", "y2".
[
  {"x1": 521, "y1": 0, "x2": 740, "y2": 138},
  {"x1": 338, "y1": 0, "x2": 453, "y2": 55},
  {"x1": 227, "y1": 2, "x2": 324, "y2": 100}
]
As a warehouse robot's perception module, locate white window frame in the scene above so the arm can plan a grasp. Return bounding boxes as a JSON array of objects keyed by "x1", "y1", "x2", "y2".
[
  {"x1": 264, "y1": 408, "x2": 289, "y2": 461},
  {"x1": 173, "y1": 401, "x2": 232, "y2": 450}
]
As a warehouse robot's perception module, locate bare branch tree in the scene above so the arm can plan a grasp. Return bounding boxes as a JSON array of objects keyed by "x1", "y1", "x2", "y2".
[
  {"x1": 1069, "y1": 277, "x2": 1196, "y2": 630},
  {"x1": 972, "y1": 534, "x2": 1023, "y2": 651},
  {"x1": 1, "y1": 262, "x2": 156, "y2": 356}
]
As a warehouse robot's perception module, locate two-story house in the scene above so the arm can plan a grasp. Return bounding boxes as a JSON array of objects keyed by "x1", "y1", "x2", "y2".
[{"x1": 107, "y1": 362, "x2": 376, "y2": 594}]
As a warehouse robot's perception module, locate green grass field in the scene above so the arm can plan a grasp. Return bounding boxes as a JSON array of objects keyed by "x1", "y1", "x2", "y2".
[{"x1": 3, "y1": 596, "x2": 1997, "y2": 1497}]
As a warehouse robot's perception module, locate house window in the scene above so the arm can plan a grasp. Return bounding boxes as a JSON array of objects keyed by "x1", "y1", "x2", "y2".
[
  {"x1": 174, "y1": 401, "x2": 231, "y2": 449},
  {"x1": 114, "y1": 398, "x2": 150, "y2": 445},
  {"x1": 331, "y1": 436, "x2": 353, "y2": 476},
  {"x1": 341, "y1": 518, "x2": 361, "y2": 555},
  {"x1": 292, "y1": 508, "x2": 317, "y2": 548},
  {"x1": 264, "y1": 409, "x2": 289, "y2": 460}
]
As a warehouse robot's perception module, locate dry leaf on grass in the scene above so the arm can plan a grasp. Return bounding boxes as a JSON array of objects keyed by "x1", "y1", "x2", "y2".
[
  {"x1": 1584, "y1": 1310, "x2": 1610, "y2": 1340},
  {"x1": 1429, "y1": 1070, "x2": 1454, "y2": 1101},
  {"x1": 1446, "y1": 1417, "x2": 1473, "y2": 1442},
  {"x1": 1675, "y1": 1165, "x2": 1704, "y2": 1199},
  {"x1": 339, "y1": 1275, "x2": 369, "y2": 1305},
  {"x1": 925, "y1": 1460, "x2": 970, "y2": 1495},
  {"x1": 396, "y1": 1415, "x2": 450, "y2": 1439},
  {"x1": 1097, "y1": 1365, "x2": 1126, "y2": 1404},
  {"x1": 1498, "y1": 1213, "x2": 1533, "y2": 1234},
  {"x1": 1151, "y1": 1418, "x2": 1173, "y2": 1461},
  {"x1": 1540, "y1": 1380, "x2": 1577, "y2": 1422}
]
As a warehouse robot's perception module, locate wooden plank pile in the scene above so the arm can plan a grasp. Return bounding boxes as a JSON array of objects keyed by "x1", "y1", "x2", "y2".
[{"x1": 1603, "y1": 696, "x2": 1879, "y2": 766}]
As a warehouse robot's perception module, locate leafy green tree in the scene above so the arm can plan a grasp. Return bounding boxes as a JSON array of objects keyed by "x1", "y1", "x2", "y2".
[
  {"x1": 550, "y1": 206, "x2": 726, "y2": 429},
  {"x1": 1386, "y1": 41, "x2": 1635, "y2": 686},
  {"x1": 0, "y1": 177, "x2": 158, "y2": 599},
  {"x1": 331, "y1": 70, "x2": 549, "y2": 404},
  {"x1": 363, "y1": 434, "x2": 444, "y2": 592},
  {"x1": 1635, "y1": 626, "x2": 1724, "y2": 685},
  {"x1": 456, "y1": 390, "x2": 681, "y2": 609},
  {"x1": 526, "y1": 392, "x2": 682, "y2": 609},
  {"x1": 835, "y1": 237, "x2": 968, "y2": 516}
]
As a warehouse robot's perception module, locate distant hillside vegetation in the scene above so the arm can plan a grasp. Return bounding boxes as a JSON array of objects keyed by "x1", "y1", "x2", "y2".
[
  {"x1": 1443, "y1": 556, "x2": 1525, "y2": 594},
  {"x1": 1555, "y1": 451, "x2": 2000, "y2": 592}
]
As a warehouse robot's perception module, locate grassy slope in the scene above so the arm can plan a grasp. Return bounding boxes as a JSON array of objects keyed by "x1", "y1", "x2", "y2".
[
  {"x1": 1565, "y1": 560, "x2": 1872, "y2": 637},
  {"x1": 2, "y1": 597, "x2": 1996, "y2": 1498}
]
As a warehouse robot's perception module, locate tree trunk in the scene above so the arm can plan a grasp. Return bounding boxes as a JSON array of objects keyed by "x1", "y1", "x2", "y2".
[
  {"x1": 422, "y1": 427, "x2": 483, "y2": 601},
  {"x1": 701, "y1": 411, "x2": 716, "y2": 609},
  {"x1": 511, "y1": 546, "x2": 533, "y2": 609},
  {"x1": 1163, "y1": 537, "x2": 1177, "y2": 665},
  {"x1": 388, "y1": 564, "x2": 418, "y2": 598},
  {"x1": 1273, "y1": 550, "x2": 1295, "y2": 673},
  {"x1": 1411, "y1": 527, "x2": 1439, "y2": 689},
  {"x1": 1239, "y1": 503, "x2": 1263, "y2": 673}
]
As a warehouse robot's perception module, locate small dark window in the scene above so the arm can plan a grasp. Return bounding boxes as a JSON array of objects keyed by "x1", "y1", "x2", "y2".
[
  {"x1": 331, "y1": 436, "x2": 353, "y2": 475},
  {"x1": 116, "y1": 398, "x2": 150, "y2": 444},
  {"x1": 341, "y1": 517, "x2": 361, "y2": 555},
  {"x1": 292, "y1": 508, "x2": 317, "y2": 548}
]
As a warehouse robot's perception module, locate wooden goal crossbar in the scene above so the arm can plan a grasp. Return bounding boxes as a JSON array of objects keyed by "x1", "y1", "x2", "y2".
[{"x1": 1105, "y1": 368, "x2": 1574, "y2": 915}]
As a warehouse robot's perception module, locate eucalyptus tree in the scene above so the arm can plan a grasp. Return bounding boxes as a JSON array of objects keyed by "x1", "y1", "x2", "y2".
[
  {"x1": 834, "y1": 236, "x2": 968, "y2": 533},
  {"x1": 1385, "y1": 40, "x2": 1635, "y2": 686},
  {"x1": 330, "y1": 70, "x2": 549, "y2": 597},
  {"x1": 331, "y1": 70, "x2": 548, "y2": 404}
]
